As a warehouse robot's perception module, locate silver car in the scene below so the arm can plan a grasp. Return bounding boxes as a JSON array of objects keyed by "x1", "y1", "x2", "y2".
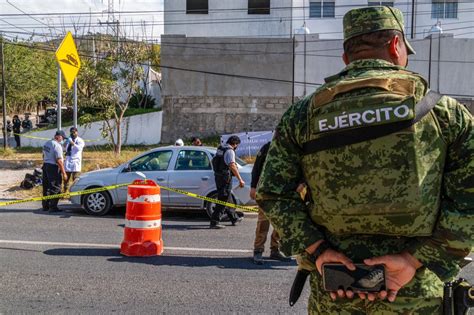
[{"x1": 70, "y1": 146, "x2": 255, "y2": 216}]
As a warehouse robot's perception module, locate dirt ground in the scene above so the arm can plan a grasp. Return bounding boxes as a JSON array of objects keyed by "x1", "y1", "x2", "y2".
[{"x1": 0, "y1": 169, "x2": 32, "y2": 199}]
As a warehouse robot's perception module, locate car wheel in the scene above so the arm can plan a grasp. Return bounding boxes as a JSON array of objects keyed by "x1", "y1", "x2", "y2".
[
  {"x1": 83, "y1": 190, "x2": 112, "y2": 216},
  {"x1": 205, "y1": 191, "x2": 236, "y2": 221}
]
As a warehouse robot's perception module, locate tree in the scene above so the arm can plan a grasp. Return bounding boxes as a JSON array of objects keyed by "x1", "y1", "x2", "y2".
[
  {"x1": 77, "y1": 39, "x2": 148, "y2": 155},
  {"x1": 3, "y1": 40, "x2": 57, "y2": 114}
]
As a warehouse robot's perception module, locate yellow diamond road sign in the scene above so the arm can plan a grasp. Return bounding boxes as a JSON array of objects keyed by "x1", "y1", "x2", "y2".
[{"x1": 55, "y1": 31, "x2": 81, "y2": 89}]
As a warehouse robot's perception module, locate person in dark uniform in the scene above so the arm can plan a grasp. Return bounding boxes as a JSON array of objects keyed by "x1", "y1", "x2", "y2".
[
  {"x1": 12, "y1": 115, "x2": 21, "y2": 147},
  {"x1": 42, "y1": 130, "x2": 67, "y2": 212},
  {"x1": 6, "y1": 120, "x2": 12, "y2": 135},
  {"x1": 210, "y1": 135, "x2": 245, "y2": 229},
  {"x1": 21, "y1": 114, "x2": 33, "y2": 132}
]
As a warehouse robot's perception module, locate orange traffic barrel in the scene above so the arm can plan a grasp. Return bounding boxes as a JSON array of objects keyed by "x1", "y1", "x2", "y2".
[{"x1": 120, "y1": 179, "x2": 163, "y2": 257}]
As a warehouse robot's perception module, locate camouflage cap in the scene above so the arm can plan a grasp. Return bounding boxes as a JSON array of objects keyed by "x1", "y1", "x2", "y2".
[{"x1": 343, "y1": 6, "x2": 415, "y2": 55}]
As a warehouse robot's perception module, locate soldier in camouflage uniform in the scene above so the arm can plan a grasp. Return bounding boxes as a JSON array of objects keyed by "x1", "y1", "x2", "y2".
[{"x1": 257, "y1": 6, "x2": 473, "y2": 315}]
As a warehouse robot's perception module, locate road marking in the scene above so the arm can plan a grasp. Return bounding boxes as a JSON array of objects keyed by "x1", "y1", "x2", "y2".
[{"x1": 0, "y1": 240, "x2": 253, "y2": 253}]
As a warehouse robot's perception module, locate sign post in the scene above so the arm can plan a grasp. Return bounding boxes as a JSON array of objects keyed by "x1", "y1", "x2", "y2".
[
  {"x1": 73, "y1": 79, "x2": 77, "y2": 128},
  {"x1": 55, "y1": 32, "x2": 81, "y2": 131},
  {"x1": 57, "y1": 68, "x2": 62, "y2": 131}
]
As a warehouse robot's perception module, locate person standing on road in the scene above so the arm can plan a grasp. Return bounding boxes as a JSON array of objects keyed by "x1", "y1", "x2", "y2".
[
  {"x1": 250, "y1": 141, "x2": 289, "y2": 264},
  {"x1": 64, "y1": 127, "x2": 85, "y2": 191},
  {"x1": 12, "y1": 115, "x2": 21, "y2": 148},
  {"x1": 21, "y1": 114, "x2": 33, "y2": 132},
  {"x1": 257, "y1": 6, "x2": 473, "y2": 314},
  {"x1": 210, "y1": 135, "x2": 245, "y2": 229},
  {"x1": 42, "y1": 130, "x2": 67, "y2": 212},
  {"x1": 6, "y1": 120, "x2": 12, "y2": 136}
]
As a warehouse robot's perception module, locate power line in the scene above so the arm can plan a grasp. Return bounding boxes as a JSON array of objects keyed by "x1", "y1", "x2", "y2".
[
  {"x1": 2, "y1": 8, "x2": 474, "y2": 29},
  {"x1": 2, "y1": 22, "x2": 474, "y2": 60},
  {"x1": 5, "y1": 0, "x2": 62, "y2": 33},
  {"x1": 1, "y1": 17, "x2": 472, "y2": 46},
  {"x1": 1, "y1": 34, "x2": 472, "y2": 98},
  {"x1": 1, "y1": 38, "x2": 322, "y2": 87},
  {"x1": 0, "y1": 1, "x2": 473, "y2": 17},
  {"x1": 1, "y1": 23, "x2": 474, "y2": 65}
]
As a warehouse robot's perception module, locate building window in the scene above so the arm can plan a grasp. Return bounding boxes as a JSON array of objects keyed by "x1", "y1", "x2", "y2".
[
  {"x1": 186, "y1": 0, "x2": 208, "y2": 14},
  {"x1": 248, "y1": 0, "x2": 270, "y2": 14},
  {"x1": 368, "y1": 1, "x2": 394, "y2": 6},
  {"x1": 432, "y1": 0, "x2": 458, "y2": 19},
  {"x1": 309, "y1": 1, "x2": 335, "y2": 18}
]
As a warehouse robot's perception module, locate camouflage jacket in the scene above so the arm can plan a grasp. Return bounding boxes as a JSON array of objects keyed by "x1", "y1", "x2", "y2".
[{"x1": 257, "y1": 59, "x2": 474, "y2": 281}]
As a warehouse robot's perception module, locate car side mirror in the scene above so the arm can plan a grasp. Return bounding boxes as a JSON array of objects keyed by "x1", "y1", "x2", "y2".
[{"x1": 123, "y1": 164, "x2": 131, "y2": 173}]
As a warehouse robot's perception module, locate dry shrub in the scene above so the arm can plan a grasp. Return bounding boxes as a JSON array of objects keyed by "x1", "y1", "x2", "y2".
[
  {"x1": 0, "y1": 147, "x2": 16, "y2": 158},
  {"x1": 241, "y1": 156, "x2": 256, "y2": 164}
]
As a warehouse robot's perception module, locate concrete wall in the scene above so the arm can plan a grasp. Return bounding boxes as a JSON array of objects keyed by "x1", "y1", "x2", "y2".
[
  {"x1": 161, "y1": 35, "x2": 473, "y2": 142},
  {"x1": 161, "y1": 36, "x2": 293, "y2": 97},
  {"x1": 19, "y1": 111, "x2": 163, "y2": 148},
  {"x1": 160, "y1": 36, "x2": 294, "y2": 142},
  {"x1": 162, "y1": 96, "x2": 292, "y2": 141},
  {"x1": 164, "y1": 0, "x2": 293, "y2": 38}
]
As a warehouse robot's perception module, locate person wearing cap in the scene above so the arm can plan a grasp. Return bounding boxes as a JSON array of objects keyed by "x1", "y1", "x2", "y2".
[
  {"x1": 256, "y1": 5, "x2": 473, "y2": 314},
  {"x1": 42, "y1": 130, "x2": 67, "y2": 212},
  {"x1": 63, "y1": 127, "x2": 85, "y2": 191},
  {"x1": 174, "y1": 138, "x2": 184, "y2": 146}
]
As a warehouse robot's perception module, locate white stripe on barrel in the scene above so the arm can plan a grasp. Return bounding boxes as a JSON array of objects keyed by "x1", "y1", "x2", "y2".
[
  {"x1": 127, "y1": 194, "x2": 161, "y2": 203},
  {"x1": 125, "y1": 219, "x2": 162, "y2": 229}
]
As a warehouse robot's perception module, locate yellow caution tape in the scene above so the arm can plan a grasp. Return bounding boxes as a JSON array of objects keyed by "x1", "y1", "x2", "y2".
[
  {"x1": 0, "y1": 183, "x2": 129, "y2": 207},
  {"x1": 159, "y1": 185, "x2": 258, "y2": 212},
  {"x1": 0, "y1": 182, "x2": 258, "y2": 212},
  {"x1": 12, "y1": 133, "x2": 103, "y2": 143}
]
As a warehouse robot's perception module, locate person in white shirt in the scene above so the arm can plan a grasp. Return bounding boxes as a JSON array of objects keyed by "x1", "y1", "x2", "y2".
[{"x1": 64, "y1": 127, "x2": 85, "y2": 191}]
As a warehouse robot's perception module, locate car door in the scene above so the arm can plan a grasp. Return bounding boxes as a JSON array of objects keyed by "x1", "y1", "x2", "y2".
[
  {"x1": 167, "y1": 149, "x2": 214, "y2": 207},
  {"x1": 115, "y1": 150, "x2": 174, "y2": 205}
]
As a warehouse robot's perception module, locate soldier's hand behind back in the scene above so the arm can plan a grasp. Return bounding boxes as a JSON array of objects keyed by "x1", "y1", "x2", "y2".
[
  {"x1": 362, "y1": 252, "x2": 421, "y2": 302},
  {"x1": 315, "y1": 248, "x2": 357, "y2": 301}
]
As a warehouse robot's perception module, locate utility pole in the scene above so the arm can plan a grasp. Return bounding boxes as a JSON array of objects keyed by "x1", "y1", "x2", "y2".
[
  {"x1": 57, "y1": 67, "x2": 62, "y2": 131},
  {"x1": 1, "y1": 35, "x2": 7, "y2": 149},
  {"x1": 411, "y1": 0, "x2": 416, "y2": 39},
  {"x1": 292, "y1": 36, "x2": 295, "y2": 103}
]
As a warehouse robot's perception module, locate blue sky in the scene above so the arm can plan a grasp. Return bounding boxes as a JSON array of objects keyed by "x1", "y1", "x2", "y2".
[{"x1": 0, "y1": 0, "x2": 164, "y2": 41}]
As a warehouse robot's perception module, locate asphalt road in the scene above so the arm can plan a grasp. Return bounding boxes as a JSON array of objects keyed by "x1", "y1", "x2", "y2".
[
  {"x1": 0, "y1": 202, "x2": 307, "y2": 314},
  {"x1": 0, "y1": 201, "x2": 472, "y2": 314}
]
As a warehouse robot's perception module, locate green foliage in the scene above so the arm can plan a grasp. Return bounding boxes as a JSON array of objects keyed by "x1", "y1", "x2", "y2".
[
  {"x1": 3, "y1": 40, "x2": 57, "y2": 114},
  {"x1": 3, "y1": 34, "x2": 160, "y2": 156},
  {"x1": 76, "y1": 40, "x2": 151, "y2": 155},
  {"x1": 128, "y1": 90, "x2": 156, "y2": 109},
  {"x1": 150, "y1": 44, "x2": 161, "y2": 70}
]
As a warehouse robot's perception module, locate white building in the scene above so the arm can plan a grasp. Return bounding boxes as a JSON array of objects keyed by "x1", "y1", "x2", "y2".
[
  {"x1": 165, "y1": 0, "x2": 474, "y2": 39},
  {"x1": 164, "y1": 0, "x2": 293, "y2": 38}
]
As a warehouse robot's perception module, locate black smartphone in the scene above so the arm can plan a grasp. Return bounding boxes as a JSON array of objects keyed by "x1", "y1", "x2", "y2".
[{"x1": 322, "y1": 263, "x2": 386, "y2": 293}]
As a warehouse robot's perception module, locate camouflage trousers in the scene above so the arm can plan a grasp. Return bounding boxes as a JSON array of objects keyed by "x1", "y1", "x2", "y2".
[{"x1": 307, "y1": 268, "x2": 443, "y2": 315}]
